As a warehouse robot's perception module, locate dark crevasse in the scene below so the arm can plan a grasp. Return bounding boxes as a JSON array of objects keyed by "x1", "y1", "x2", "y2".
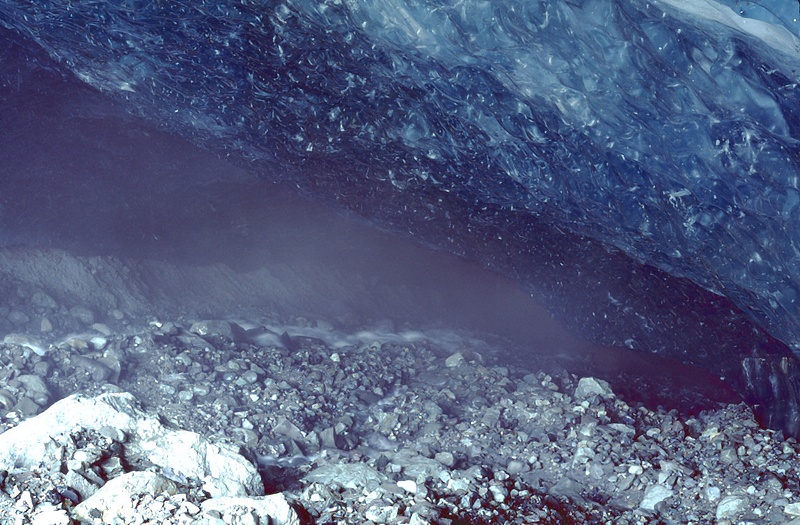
[{"x1": 0, "y1": 1, "x2": 799, "y2": 433}]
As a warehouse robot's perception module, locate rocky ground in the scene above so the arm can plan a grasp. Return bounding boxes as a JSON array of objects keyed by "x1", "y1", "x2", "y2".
[{"x1": 1, "y1": 297, "x2": 800, "y2": 524}]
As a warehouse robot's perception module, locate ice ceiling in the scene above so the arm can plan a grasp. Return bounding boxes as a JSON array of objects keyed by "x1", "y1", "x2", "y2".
[{"x1": 1, "y1": 1, "x2": 800, "y2": 433}]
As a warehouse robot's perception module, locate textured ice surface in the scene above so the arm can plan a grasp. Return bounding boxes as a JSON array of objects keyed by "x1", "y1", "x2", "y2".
[{"x1": 1, "y1": 1, "x2": 800, "y2": 431}]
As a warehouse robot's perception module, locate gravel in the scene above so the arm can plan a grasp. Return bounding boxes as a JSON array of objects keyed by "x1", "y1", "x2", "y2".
[{"x1": 0, "y1": 307, "x2": 799, "y2": 524}]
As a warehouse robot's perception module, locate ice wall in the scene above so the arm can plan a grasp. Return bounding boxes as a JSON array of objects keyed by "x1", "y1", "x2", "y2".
[{"x1": 1, "y1": 1, "x2": 800, "y2": 433}]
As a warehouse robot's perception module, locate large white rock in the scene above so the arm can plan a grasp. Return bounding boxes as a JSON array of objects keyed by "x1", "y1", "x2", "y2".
[
  {"x1": 201, "y1": 494, "x2": 300, "y2": 525},
  {"x1": 0, "y1": 392, "x2": 262, "y2": 497},
  {"x1": 73, "y1": 471, "x2": 178, "y2": 523}
]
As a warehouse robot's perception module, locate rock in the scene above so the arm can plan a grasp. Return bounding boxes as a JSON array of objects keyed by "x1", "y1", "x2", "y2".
[
  {"x1": 15, "y1": 374, "x2": 50, "y2": 405},
  {"x1": 786, "y1": 502, "x2": 800, "y2": 517},
  {"x1": 65, "y1": 469, "x2": 101, "y2": 500},
  {"x1": 274, "y1": 417, "x2": 305, "y2": 442},
  {"x1": 0, "y1": 393, "x2": 262, "y2": 497},
  {"x1": 2, "y1": 333, "x2": 47, "y2": 356},
  {"x1": 190, "y1": 320, "x2": 236, "y2": 340},
  {"x1": 391, "y1": 449, "x2": 445, "y2": 480},
  {"x1": 445, "y1": 352, "x2": 465, "y2": 368},
  {"x1": 716, "y1": 495, "x2": 748, "y2": 520},
  {"x1": 201, "y1": 494, "x2": 299, "y2": 525},
  {"x1": 639, "y1": 484, "x2": 673, "y2": 512},
  {"x1": 31, "y1": 506, "x2": 70, "y2": 525},
  {"x1": 68, "y1": 306, "x2": 95, "y2": 325},
  {"x1": 7, "y1": 310, "x2": 30, "y2": 326},
  {"x1": 73, "y1": 471, "x2": 177, "y2": 523},
  {"x1": 506, "y1": 459, "x2": 528, "y2": 475},
  {"x1": 304, "y1": 464, "x2": 387, "y2": 491},
  {"x1": 574, "y1": 377, "x2": 614, "y2": 399},
  {"x1": 91, "y1": 323, "x2": 112, "y2": 335},
  {"x1": 397, "y1": 479, "x2": 418, "y2": 494},
  {"x1": 365, "y1": 502, "x2": 398, "y2": 523},
  {"x1": 572, "y1": 446, "x2": 595, "y2": 466},
  {"x1": 435, "y1": 451, "x2": 455, "y2": 467},
  {"x1": 704, "y1": 486, "x2": 721, "y2": 501}
]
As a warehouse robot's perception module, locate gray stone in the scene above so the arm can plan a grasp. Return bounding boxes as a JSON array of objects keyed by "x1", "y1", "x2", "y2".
[
  {"x1": 65, "y1": 469, "x2": 100, "y2": 500},
  {"x1": 7, "y1": 310, "x2": 30, "y2": 325},
  {"x1": 189, "y1": 320, "x2": 235, "y2": 340},
  {"x1": 716, "y1": 495, "x2": 748, "y2": 520},
  {"x1": 391, "y1": 449, "x2": 446, "y2": 480},
  {"x1": 445, "y1": 352, "x2": 465, "y2": 368},
  {"x1": 574, "y1": 377, "x2": 614, "y2": 399},
  {"x1": 15, "y1": 374, "x2": 50, "y2": 405},
  {"x1": 435, "y1": 451, "x2": 455, "y2": 467},
  {"x1": 364, "y1": 503, "x2": 399, "y2": 523},
  {"x1": 304, "y1": 464, "x2": 387, "y2": 491},
  {"x1": 572, "y1": 446, "x2": 595, "y2": 466},
  {"x1": 506, "y1": 459, "x2": 528, "y2": 475},
  {"x1": 639, "y1": 483, "x2": 673, "y2": 511}
]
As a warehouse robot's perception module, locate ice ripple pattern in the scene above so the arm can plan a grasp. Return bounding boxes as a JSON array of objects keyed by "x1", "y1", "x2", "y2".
[{"x1": 0, "y1": 0, "x2": 799, "y2": 347}]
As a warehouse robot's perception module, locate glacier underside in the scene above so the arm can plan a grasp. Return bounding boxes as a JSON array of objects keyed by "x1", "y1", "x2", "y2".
[{"x1": 1, "y1": 0, "x2": 800, "y2": 433}]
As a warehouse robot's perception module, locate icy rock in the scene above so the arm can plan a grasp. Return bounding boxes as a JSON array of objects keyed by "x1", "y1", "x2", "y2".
[
  {"x1": 0, "y1": 392, "x2": 262, "y2": 497},
  {"x1": 716, "y1": 495, "x2": 749, "y2": 520},
  {"x1": 73, "y1": 471, "x2": 177, "y2": 522},
  {"x1": 574, "y1": 377, "x2": 614, "y2": 400},
  {"x1": 201, "y1": 494, "x2": 299, "y2": 525},
  {"x1": 304, "y1": 463, "x2": 387, "y2": 491},
  {"x1": 639, "y1": 484, "x2": 673, "y2": 512}
]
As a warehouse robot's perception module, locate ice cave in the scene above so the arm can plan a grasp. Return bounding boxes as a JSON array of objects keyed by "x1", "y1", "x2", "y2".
[{"x1": 0, "y1": 0, "x2": 799, "y2": 522}]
